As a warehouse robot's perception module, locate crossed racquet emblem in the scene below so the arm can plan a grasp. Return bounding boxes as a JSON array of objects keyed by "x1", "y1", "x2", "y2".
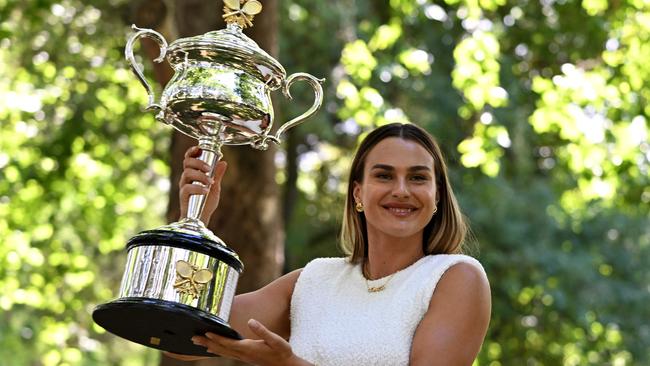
[
  {"x1": 222, "y1": 0, "x2": 263, "y2": 28},
  {"x1": 173, "y1": 260, "x2": 214, "y2": 300}
]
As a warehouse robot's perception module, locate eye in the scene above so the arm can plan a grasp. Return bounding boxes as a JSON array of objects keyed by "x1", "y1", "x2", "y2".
[
  {"x1": 410, "y1": 174, "x2": 428, "y2": 182},
  {"x1": 374, "y1": 172, "x2": 392, "y2": 180}
]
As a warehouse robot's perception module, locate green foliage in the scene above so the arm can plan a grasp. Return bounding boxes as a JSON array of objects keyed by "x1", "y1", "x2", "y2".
[
  {"x1": 280, "y1": 0, "x2": 650, "y2": 365},
  {"x1": 453, "y1": 31, "x2": 506, "y2": 112},
  {"x1": 1, "y1": 0, "x2": 166, "y2": 364}
]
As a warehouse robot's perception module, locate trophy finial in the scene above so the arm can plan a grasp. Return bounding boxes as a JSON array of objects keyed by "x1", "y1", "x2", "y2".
[{"x1": 222, "y1": 0, "x2": 262, "y2": 29}]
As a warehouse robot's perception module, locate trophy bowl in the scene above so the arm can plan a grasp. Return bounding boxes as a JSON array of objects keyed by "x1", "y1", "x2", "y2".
[{"x1": 92, "y1": 2, "x2": 323, "y2": 356}]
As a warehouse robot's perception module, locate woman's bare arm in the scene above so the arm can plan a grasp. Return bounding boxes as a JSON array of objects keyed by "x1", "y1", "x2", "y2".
[
  {"x1": 229, "y1": 268, "x2": 302, "y2": 340},
  {"x1": 410, "y1": 263, "x2": 491, "y2": 366},
  {"x1": 165, "y1": 268, "x2": 302, "y2": 362},
  {"x1": 166, "y1": 146, "x2": 303, "y2": 361}
]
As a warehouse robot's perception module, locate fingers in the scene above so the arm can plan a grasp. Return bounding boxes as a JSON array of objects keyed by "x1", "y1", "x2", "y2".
[
  {"x1": 184, "y1": 146, "x2": 202, "y2": 159},
  {"x1": 182, "y1": 146, "x2": 214, "y2": 176},
  {"x1": 179, "y1": 146, "x2": 229, "y2": 223},
  {"x1": 213, "y1": 160, "x2": 228, "y2": 185},
  {"x1": 192, "y1": 335, "x2": 225, "y2": 357},
  {"x1": 183, "y1": 156, "x2": 211, "y2": 173},
  {"x1": 247, "y1": 319, "x2": 290, "y2": 354},
  {"x1": 180, "y1": 146, "x2": 227, "y2": 190},
  {"x1": 179, "y1": 161, "x2": 226, "y2": 196},
  {"x1": 192, "y1": 334, "x2": 247, "y2": 360},
  {"x1": 191, "y1": 325, "x2": 294, "y2": 365},
  {"x1": 204, "y1": 332, "x2": 241, "y2": 348},
  {"x1": 179, "y1": 170, "x2": 211, "y2": 206},
  {"x1": 181, "y1": 152, "x2": 211, "y2": 185},
  {"x1": 180, "y1": 168, "x2": 214, "y2": 187},
  {"x1": 205, "y1": 161, "x2": 225, "y2": 194}
]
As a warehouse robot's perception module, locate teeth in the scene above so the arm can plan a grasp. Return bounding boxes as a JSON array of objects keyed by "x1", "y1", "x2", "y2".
[{"x1": 388, "y1": 207, "x2": 413, "y2": 214}]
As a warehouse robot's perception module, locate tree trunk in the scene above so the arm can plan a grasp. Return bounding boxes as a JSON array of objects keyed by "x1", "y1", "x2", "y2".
[{"x1": 131, "y1": 1, "x2": 283, "y2": 365}]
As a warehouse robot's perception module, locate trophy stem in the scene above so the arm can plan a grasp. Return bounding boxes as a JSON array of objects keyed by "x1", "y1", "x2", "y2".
[{"x1": 185, "y1": 137, "x2": 223, "y2": 223}]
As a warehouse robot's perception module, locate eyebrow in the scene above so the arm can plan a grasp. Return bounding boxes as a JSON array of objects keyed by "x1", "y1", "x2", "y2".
[{"x1": 370, "y1": 164, "x2": 432, "y2": 172}]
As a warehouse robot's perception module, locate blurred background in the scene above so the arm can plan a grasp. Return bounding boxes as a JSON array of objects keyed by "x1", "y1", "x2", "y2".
[{"x1": 1, "y1": 0, "x2": 649, "y2": 365}]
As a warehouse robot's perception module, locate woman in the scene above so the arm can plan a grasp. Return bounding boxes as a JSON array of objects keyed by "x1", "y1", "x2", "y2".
[{"x1": 169, "y1": 123, "x2": 491, "y2": 365}]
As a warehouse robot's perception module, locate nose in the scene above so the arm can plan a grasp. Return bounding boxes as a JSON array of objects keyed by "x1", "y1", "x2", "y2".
[{"x1": 391, "y1": 177, "x2": 410, "y2": 198}]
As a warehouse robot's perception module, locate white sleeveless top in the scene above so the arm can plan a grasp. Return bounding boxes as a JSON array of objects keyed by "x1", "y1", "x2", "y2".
[{"x1": 289, "y1": 254, "x2": 485, "y2": 366}]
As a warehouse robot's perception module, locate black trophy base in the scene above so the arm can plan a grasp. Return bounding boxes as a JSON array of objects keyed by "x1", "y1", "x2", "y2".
[{"x1": 92, "y1": 297, "x2": 241, "y2": 356}]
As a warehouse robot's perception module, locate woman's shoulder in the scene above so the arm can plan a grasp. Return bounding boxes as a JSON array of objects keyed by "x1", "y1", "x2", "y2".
[
  {"x1": 415, "y1": 254, "x2": 488, "y2": 293},
  {"x1": 411, "y1": 254, "x2": 489, "y2": 310},
  {"x1": 425, "y1": 254, "x2": 491, "y2": 314},
  {"x1": 302, "y1": 256, "x2": 352, "y2": 274},
  {"x1": 420, "y1": 254, "x2": 485, "y2": 274},
  {"x1": 291, "y1": 257, "x2": 353, "y2": 305}
]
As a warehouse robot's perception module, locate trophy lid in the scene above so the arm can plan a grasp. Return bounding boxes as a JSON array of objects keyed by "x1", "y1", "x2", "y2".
[{"x1": 166, "y1": 1, "x2": 286, "y2": 89}]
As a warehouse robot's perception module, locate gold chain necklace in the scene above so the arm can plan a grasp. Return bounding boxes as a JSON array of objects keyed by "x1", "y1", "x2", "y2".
[
  {"x1": 365, "y1": 274, "x2": 396, "y2": 292},
  {"x1": 363, "y1": 264, "x2": 397, "y2": 293}
]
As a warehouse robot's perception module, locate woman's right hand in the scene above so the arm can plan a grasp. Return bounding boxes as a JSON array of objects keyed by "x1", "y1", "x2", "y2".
[{"x1": 179, "y1": 146, "x2": 228, "y2": 224}]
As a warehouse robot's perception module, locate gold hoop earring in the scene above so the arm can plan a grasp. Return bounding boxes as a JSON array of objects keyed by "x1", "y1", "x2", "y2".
[
  {"x1": 432, "y1": 205, "x2": 438, "y2": 215},
  {"x1": 355, "y1": 202, "x2": 364, "y2": 212}
]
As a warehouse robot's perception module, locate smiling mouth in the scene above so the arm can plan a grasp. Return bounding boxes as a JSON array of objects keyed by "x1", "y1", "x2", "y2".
[{"x1": 383, "y1": 206, "x2": 417, "y2": 216}]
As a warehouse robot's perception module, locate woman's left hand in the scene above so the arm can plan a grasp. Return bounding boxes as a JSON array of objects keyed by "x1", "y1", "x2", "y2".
[{"x1": 192, "y1": 319, "x2": 311, "y2": 366}]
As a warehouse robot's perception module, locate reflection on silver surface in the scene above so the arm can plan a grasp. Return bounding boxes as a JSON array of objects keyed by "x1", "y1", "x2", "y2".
[
  {"x1": 160, "y1": 63, "x2": 272, "y2": 144},
  {"x1": 124, "y1": 15, "x2": 325, "y2": 225},
  {"x1": 119, "y1": 245, "x2": 239, "y2": 320},
  {"x1": 106, "y1": 6, "x2": 324, "y2": 345},
  {"x1": 125, "y1": 23, "x2": 324, "y2": 150}
]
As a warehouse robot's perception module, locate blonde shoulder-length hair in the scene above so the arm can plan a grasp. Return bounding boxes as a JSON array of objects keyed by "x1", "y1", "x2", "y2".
[{"x1": 340, "y1": 123, "x2": 468, "y2": 263}]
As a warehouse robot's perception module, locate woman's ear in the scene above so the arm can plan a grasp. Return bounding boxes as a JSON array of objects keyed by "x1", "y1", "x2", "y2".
[{"x1": 353, "y1": 181, "x2": 361, "y2": 202}]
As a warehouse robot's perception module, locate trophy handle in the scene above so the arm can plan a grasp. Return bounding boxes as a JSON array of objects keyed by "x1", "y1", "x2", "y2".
[
  {"x1": 125, "y1": 24, "x2": 168, "y2": 112},
  {"x1": 259, "y1": 73, "x2": 324, "y2": 147}
]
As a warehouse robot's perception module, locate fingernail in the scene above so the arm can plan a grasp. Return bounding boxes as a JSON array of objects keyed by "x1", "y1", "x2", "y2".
[
  {"x1": 209, "y1": 178, "x2": 215, "y2": 184},
  {"x1": 191, "y1": 337, "x2": 199, "y2": 344},
  {"x1": 248, "y1": 319, "x2": 260, "y2": 328}
]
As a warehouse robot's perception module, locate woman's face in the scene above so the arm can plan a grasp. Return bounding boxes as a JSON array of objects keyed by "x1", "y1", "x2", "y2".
[{"x1": 353, "y1": 137, "x2": 438, "y2": 242}]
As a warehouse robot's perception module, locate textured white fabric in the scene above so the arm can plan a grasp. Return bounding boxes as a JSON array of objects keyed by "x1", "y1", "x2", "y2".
[{"x1": 289, "y1": 254, "x2": 485, "y2": 366}]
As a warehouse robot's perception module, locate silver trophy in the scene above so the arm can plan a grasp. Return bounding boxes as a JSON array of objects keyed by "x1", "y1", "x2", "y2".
[{"x1": 92, "y1": 1, "x2": 323, "y2": 356}]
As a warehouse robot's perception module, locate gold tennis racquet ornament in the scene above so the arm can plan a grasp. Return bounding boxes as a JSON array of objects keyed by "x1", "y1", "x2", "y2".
[{"x1": 92, "y1": 0, "x2": 324, "y2": 356}]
